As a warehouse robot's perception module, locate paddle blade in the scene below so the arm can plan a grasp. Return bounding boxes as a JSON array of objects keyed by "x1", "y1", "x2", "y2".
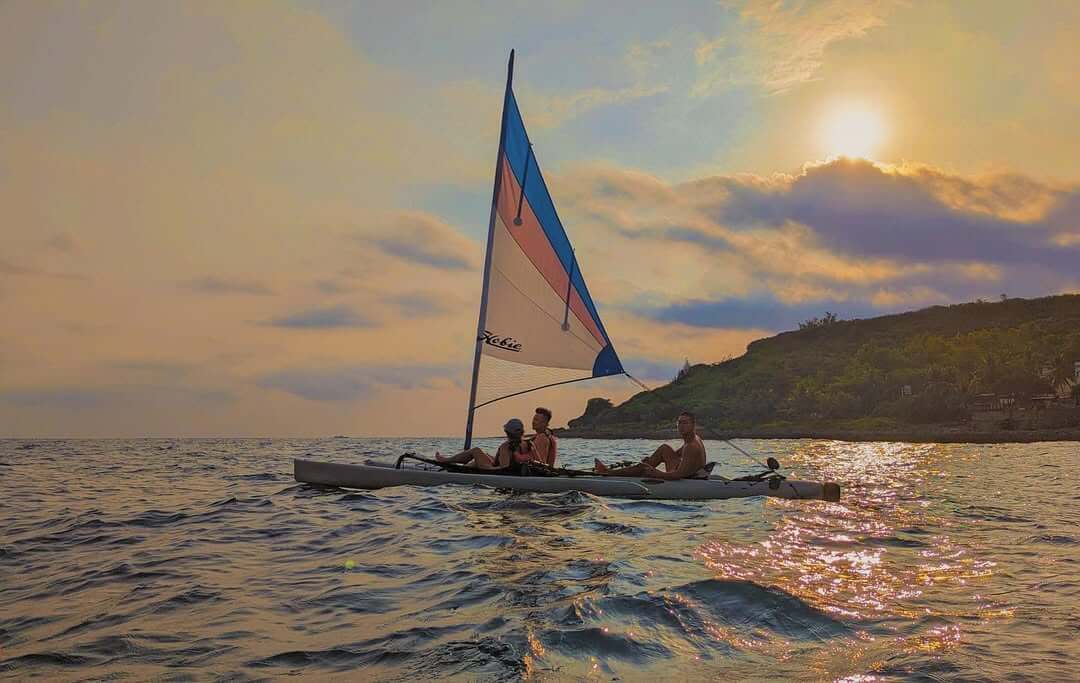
[{"x1": 823, "y1": 482, "x2": 842, "y2": 502}]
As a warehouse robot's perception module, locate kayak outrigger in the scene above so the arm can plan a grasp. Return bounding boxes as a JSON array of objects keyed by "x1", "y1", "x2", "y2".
[{"x1": 294, "y1": 455, "x2": 841, "y2": 502}]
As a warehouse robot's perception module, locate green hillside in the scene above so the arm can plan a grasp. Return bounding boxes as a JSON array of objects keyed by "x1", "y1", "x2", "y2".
[{"x1": 567, "y1": 294, "x2": 1080, "y2": 436}]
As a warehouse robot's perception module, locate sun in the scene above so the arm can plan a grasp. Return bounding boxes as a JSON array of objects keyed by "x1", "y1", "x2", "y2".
[{"x1": 821, "y1": 102, "x2": 886, "y2": 160}]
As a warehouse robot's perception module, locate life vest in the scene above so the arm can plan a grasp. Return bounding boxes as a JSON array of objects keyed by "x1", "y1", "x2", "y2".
[
  {"x1": 546, "y1": 430, "x2": 558, "y2": 464},
  {"x1": 526, "y1": 429, "x2": 557, "y2": 464}
]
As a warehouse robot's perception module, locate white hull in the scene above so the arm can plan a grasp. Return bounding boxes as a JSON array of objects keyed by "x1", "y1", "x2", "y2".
[{"x1": 294, "y1": 459, "x2": 841, "y2": 501}]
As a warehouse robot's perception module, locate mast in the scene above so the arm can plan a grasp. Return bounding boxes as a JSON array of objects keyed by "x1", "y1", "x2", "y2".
[{"x1": 463, "y1": 49, "x2": 515, "y2": 449}]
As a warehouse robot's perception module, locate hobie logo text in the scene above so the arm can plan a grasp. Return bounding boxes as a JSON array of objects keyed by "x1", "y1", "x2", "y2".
[{"x1": 483, "y1": 331, "x2": 522, "y2": 353}]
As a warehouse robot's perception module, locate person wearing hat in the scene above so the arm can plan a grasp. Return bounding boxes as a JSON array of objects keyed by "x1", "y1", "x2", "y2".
[{"x1": 434, "y1": 417, "x2": 534, "y2": 469}]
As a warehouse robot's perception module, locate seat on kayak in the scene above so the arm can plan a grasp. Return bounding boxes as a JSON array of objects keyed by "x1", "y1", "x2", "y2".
[{"x1": 692, "y1": 462, "x2": 718, "y2": 479}]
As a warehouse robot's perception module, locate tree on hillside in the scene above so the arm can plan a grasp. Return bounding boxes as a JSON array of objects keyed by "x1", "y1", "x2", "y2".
[
  {"x1": 799, "y1": 311, "x2": 839, "y2": 330},
  {"x1": 674, "y1": 358, "x2": 692, "y2": 382},
  {"x1": 1048, "y1": 351, "x2": 1075, "y2": 396}
]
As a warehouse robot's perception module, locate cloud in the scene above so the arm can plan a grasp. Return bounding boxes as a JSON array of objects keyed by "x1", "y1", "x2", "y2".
[
  {"x1": 627, "y1": 40, "x2": 673, "y2": 80},
  {"x1": 618, "y1": 356, "x2": 682, "y2": 384},
  {"x1": 696, "y1": 0, "x2": 901, "y2": 95},
  {"x1": 45, "y1": 233, "x2": 76, "y2": 253},
  {"x1": 701, "y1": 158, "x2": 1080, "y2": 268},
  {"x1": 552, "y1": 158, "x2": 1080, "y2": 325},
  {"x1": 106, "y1": 360, "x2": 192, "y2": 381},
  {"x1": 1, "y1": 389, "x2": 104, "y2": 408},
  {"x1": 437, "y1": 70, "x2": 671, "y2": 139},
  {"x1": 0, "y1": 258, "x2": 36, "y2": 277},
  {"x1": 314, "y1": 278, "x2": 354, "y2": 294},
  {"x1": 183, "y1": 276, "x2": 275, "y2": 296},
  {"x1": 868, "y1": 286, "x2": 946, "y2": 308},
  {"x1": 600, "y1": 310, "x2": 772, "y2": 371},
  {"x1": 0, "y1": 257, "x2": 87, "y2": 281},
  {"x1": 1, "y1": 384, "x2": 232, "y2": 409},
  {"x1": 523, "y1": 84, "x2": 671, "y2": 130},
  {"x1": 374, "y1": 240, "x2": 471, "y2": 271},
  {"x1": 263, "y1": 305, "x2": 373, "y2": 329},
  {"x1": 694, "y1": 38, "x2": 727, "y2": 66},
  {"x1": 389, "y1": 292, "x2": 454, "y2": 318},
  {"x1": 556, "y1": 162, "x2": 902, "y2": 309},
  {"x1": 641, "y1": 294, "x2": 882, "y2": 330},
  {"x1": 256, "y1": 364, "x2": 458, "y2": 402},
  {"x1": 369, "y1": 211, "x2": 478, "y2": 271},
  {"x1": 256, "y1": 369, "x2": 371, "y2": 402},
  {"x1": 304, "y1": 281, "x2": 461, "y2": 319}
]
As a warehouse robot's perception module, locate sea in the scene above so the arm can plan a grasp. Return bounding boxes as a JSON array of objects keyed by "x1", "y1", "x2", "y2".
[{"x1": 0, "y1": 438, "x2": 1077, "y2": 682}]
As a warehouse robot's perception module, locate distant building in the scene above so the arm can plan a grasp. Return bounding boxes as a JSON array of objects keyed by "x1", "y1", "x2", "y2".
[
  {"x1": 971, "y1": 393, "x2": 1016, "y2": 412},
  {"x1": 970, "y1": 393, "x2": 1022, "y2": 429},
  {"x1": 1053, "y1": 360, "x2": 1080, "y2": 399},
  {"x1": 1031, "y1": 395, "x2": 1058, "y2": 410},
  {"x1": 900, "y1": 384, "x2": 912, "y2": 398},
  {"x1": 971, "y1": 393, "x2": 1006, "y2": 428},
  {"x1": 1039, "y1": 361, "x2": 1078, "y2": 400},
  {"x1": 971, "y1": 393, "x2": 999, "y2": 411}
]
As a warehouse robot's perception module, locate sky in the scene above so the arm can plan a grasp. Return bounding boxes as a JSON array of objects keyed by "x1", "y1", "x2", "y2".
[{"x1": 2, "y1": 0, "x2": 1078, "y2": 437}]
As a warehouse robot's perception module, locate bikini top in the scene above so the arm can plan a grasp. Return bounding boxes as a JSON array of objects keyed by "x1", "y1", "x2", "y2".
[{"x1": 502, "y1": 437, "x2": 534, "y2": 465}]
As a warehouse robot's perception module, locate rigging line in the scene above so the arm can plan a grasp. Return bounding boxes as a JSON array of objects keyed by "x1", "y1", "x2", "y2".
[
  {"x1": 512, "y1": 143, "x2": 533, "y2": 226},
  {"x1": 561, "y1": 250, "x2": 577, "y2": 332},
  {"x1": 622, "y1": 371, "x2": 774, "y2": 472},
  {"x1": 473, "y1": 373, "x2": 604, "y2": 410}
]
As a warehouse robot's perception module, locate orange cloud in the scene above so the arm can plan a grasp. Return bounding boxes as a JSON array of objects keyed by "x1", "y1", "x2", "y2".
[
  {"x1": 366, "y1": 211, "x2": 480, "y2": 272},
  {"x1": 695, "y1": 0, "x2": 901, "y2": 95},
  {"x1": 549, "y1": 158, "x2": 1078, "y2": 323}
]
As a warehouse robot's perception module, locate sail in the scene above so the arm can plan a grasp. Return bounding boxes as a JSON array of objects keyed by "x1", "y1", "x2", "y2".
[{"x1": 470, "y1": 56, "x2": 623, "y2": 416}]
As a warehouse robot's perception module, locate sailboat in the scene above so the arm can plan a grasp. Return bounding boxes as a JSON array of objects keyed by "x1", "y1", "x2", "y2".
[{"x1": 295, "y1": 52, "x2": 841, "y2": 502}]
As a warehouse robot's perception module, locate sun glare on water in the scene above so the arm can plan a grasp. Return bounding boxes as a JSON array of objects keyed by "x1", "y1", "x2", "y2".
[{"x1": 821, "y1": 102, "x2": 886, "y2": 160}]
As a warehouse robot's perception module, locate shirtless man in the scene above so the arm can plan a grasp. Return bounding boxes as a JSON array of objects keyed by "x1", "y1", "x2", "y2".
[
  {"x1": 593, "y1": 411, "x2": 708, "y2": 480},
  {"x1": 528, "y1": 407, "x2": 558, "y2": 467},
  {"x1": 435, "y1": 418, "x2": 533, "y2": 469}
]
